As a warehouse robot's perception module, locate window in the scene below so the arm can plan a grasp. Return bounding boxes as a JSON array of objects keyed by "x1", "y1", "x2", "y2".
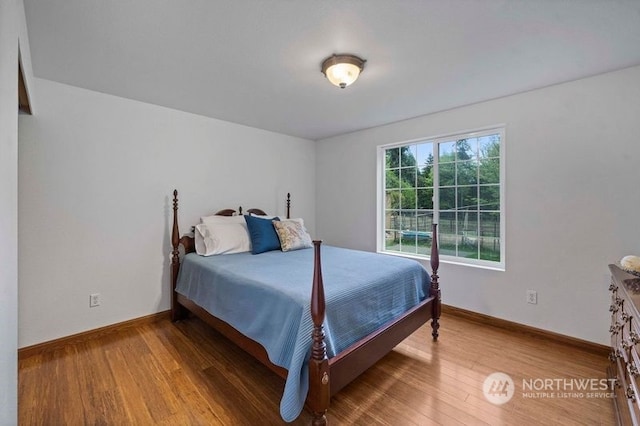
[{"x1": 378, "y1": 127, "x2": 505, "y2": 269}]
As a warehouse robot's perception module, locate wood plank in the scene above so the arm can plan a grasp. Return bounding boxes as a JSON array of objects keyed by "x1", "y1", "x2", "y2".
[
  {"x1": 19, "y1": 310, "x2": 614, "y2": 425},
  {"x1": 442, "y1": 304, "x2": 609, "y2": 356},
  {"x1": 18, "y1": 311, "x2": 169, "y2": 360}
]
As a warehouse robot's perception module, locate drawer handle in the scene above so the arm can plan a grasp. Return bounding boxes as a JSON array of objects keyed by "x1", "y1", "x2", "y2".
[
  {"x1": 622, "y1": 340, "x2": 631, "y2": 350},
  {"x1": 610, "y1": 304, "x2": 619, "y2": 313},
  {"x1": 631, "y1": 332, "x2": 640, "y2": 344},
  {"x1": 627, "y1": 385, "x2": 636, "y2": 401},
  {"x1": 610, "y1": 351, "x2": 619, "y2": 362},
  {"x1": 628, "y1": 363, "x2": 639, "y2": 377},
  {"x1": 610, "y1": 322, "x2": 622, "y2": 335},
  {"x1": 616, "y1": 297, "x2": 625, "y2": 307},
  {"x1": 610, "y1": 282, "x2": 618, "y2": 292},
  {"x1": 622, "y1": 312, "x2": 631, "y2": 323}
]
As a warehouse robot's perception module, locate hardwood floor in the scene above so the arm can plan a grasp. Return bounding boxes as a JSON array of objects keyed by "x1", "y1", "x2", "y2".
[{"x1": 19, "y1": 312, "x2": 614, "y2": 425}]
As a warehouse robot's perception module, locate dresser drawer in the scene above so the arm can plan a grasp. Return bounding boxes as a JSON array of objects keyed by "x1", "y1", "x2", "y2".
[
  {"x1": 610, "y1": 358, "x2": 640, "y2": 425},
  {"x1": 610, "y1": 264, "x2": 640, "y2": 426}
]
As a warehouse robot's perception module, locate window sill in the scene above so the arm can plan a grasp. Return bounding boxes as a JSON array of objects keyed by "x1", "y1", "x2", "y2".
[{"x1": 377, "y1": 249, "x2": 505, "y2": 272}]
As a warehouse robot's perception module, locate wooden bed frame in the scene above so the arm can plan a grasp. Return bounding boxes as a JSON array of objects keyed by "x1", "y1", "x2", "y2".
[{"x1": 170, "y1": 189, "x2": 441, "y2": 425}]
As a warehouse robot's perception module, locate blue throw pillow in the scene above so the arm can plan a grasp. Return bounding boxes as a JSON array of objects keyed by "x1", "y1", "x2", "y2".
[{"x1": 244, "y1": 215, "x2": 281, "y2": 254}]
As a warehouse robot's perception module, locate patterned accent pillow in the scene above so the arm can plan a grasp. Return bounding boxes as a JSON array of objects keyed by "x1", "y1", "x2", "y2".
[{"x1": 273, "y1": 220, "x2": 313, "y2": 252}]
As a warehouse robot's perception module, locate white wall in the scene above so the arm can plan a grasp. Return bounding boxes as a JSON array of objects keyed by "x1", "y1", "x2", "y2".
[
  {"x1": 0, "y1": 2, "x2": 18, "y2": 422},
  {"x1": 317, "y1": 65, "x2": 640, "y2": 345},
  {"x1": 15, "y1": 48, "x2": 640, "y2": 353},
  {"x1": 1, "y1": 0, "x2": 33, "y2": 422},
  {"x1": 18, "y1": 78, "x2": 316, "y2": 347}
]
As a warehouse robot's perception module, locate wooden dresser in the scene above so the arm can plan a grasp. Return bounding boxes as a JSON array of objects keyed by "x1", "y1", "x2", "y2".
[{"x1": 609, "y1": 264, "x2": 640, "y2": 425}]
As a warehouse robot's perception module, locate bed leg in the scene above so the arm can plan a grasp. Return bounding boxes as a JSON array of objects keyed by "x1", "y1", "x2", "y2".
[
  {"x1": 430, "y1": 223, "x2": 441, "y2": 341},
  {"x1": 431, "y1": 310, "x2": 441, "y2": 341},
  {"x1": 171, "y1": 248, "x2": 187, "y2": 321},
  {"x1": 430, "y1": 276, "x2": 441, "y2": 341},
  {"x1": 171, "y1": 189, "x2": 188, "y2": 322},
  {"x1": 309, "y1": 356, "x2": 329, "y2": 425},
  {"x1": 309, "y1": 241, "x2": 330, "y2": 425},
  {"x1": 312, "y1": 413, "x2": 327, "y2": 426}
]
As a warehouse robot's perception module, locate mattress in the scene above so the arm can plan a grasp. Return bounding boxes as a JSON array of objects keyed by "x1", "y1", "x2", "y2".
[{"x1": 176, "y1": 245, "x2": 431, "y2": 421}]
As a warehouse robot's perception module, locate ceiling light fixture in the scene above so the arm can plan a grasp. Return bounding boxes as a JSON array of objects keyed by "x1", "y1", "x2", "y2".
[{"x1": 321, "y1": 54, "x2": 366, "y2": 89}]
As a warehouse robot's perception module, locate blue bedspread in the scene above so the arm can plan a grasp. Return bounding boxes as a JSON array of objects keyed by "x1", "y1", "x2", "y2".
[{"x1": 175, "y1": 245, "x2": 431, "y2": 421}]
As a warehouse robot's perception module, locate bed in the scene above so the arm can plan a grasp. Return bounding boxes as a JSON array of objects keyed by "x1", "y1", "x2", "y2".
[{"x1": 170, "y1": 190, "x2": 441, "y2": 424}]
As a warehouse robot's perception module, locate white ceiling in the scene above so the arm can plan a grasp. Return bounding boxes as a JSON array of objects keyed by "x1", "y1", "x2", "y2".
[{"x1": 23, "y1": 0, "x2": 640, "y2": 140}]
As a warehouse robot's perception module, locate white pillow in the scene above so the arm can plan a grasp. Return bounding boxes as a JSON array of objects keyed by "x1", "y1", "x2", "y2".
[
  {"x1": 194, "y1": 220, "x2": 251, "y2": 256},
  {"x1": 200, "y1": 214, "x2": 245, "y2": 224}
]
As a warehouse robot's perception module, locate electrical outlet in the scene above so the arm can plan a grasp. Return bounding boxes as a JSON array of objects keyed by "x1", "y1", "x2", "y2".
[
  {"x1": 90, "y1": 293, "x2": 101, "y2": 308},
  {"x1": 526, "y1": 290, "x2": 537, "y2": 305}
]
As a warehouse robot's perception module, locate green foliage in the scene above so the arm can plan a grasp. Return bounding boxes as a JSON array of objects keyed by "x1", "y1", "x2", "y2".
[{"x1": 384, "y1": 134, "x2": 502, "y2": 263}]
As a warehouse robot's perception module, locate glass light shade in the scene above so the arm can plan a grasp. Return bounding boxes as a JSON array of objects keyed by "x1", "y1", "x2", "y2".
[
  {"x1": 321, "y1": 54, "x2": 366, "y2": 89},
  {"x1": 325, "y1": 63, "x2": 361, "y2": 88}
]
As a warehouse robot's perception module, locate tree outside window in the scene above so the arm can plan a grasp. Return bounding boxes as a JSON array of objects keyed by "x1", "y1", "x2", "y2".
[{"x1": 381, "y1": 128, "x2": 504, "y2": 269}]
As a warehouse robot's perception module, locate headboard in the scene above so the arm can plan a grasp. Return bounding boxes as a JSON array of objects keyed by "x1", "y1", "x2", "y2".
[{"x1": 171, "y1": 190, "x2": 291, "y2": 255}]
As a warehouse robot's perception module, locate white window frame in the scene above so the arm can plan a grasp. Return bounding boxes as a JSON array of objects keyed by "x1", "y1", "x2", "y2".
[{"x1": 376, "y1": 126, "x2": 506, "y2": 271}]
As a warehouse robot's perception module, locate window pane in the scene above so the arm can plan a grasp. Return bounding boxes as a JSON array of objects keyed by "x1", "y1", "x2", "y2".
[
  {"x1": 386, "y1": 147, "x2": 400, "y2": 168},
  {"x1": 479, "y1": 212, "x2": 501, "y2": 261},
  {"x1": 466, "y1": 137, "x2": 479, "y2": 159},
  {"x1": 457, "y1": 186, "x2": 476, "y2": 211},
  {"x1": 385, "y1": 210, "x2": 400, "y2": 231},
  {"x1": 402, "y1": 145, "x2": 417, "y2": 167},
  {"x1": 456, "y1": 139, "x2": 474, "y2": 161},
  {"x1": 480, "y1": 212, "x2": 500, "y2": 238},
  {"x1": 385, "y1": 190, "x2": 400, "y2": 209},
  {"x1": 416, "y1": 143, "x2": 433, "y2": 170},
  {"x1": 400, "y1": 167, "x2": 416, "y2": 187},
  {"x1": 479, "y1": 158, "x2": 499, "y2": 184},
  {"x1": 439, "y1": 187, "x2": 456, "y2": 211},
  {"x1": 400, "y1": 209, "x2": 417, "y2": 231},
  {"x1": 479, "y1": 185, "x2": 500, "y2": 210},
  {"x1": 480, "y1": 243, "x2": 500, "y2": 261},
  {"x1": 384, "y1": 233, "x2": 400, "y2": 252},
  {"x1": 456, "y1": 160, "x2": 477, "y2": 186},
  {"x1": 439, "y1": 141, "x2": 456, "y2": 162},
  {"x1": 439, "y1": 162, "x2": 455, "y2": 186},
  {"x1": 439, "y1": 211, "x2": 457, "y2": 257},
  {"x1": 417, "y1": 188, "x2": 433, "y2": 209},
  {"x1": 415, "y1": 211, "x2": 434, "y2": 255},
  {"x1": 458, "y1": 211, "x2": 478, "y2": 259},
  {"x1": 416, "y1": 210, "x2": 434, "y2": 233},
  {"x1": 400, "y1": 232, "x2": 417, "y2": 254},
  {"x1": 459, "y1": 211, "x2": 478, "y2": 237},
  {"x1": 418, "y1": 163, "x2": 433, "y2": 188},
  {"x1": 479, "y1": 135, "x2": 500, "y2": 159},
  {"x1": 384, "y1": 209, "x2": 400, "y2": 252},
  {"x1": 386, "y1": 169, "x2": 399, "y2": 189},
  {"x1": 401, "y1": 188, "x2": 416, "y2": 209}
]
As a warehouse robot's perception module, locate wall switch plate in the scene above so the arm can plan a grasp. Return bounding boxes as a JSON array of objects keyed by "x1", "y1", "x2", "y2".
[
  {"x1": 90, "y1": 293, "x2": 101, "y2": 307},
  {"x1": 526, "y1": 290, "x2": 537, "y2": 304}
]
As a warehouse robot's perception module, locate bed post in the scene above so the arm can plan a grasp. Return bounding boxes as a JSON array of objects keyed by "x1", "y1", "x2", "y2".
[
  {"x1": 430, "y1": 223, "x2": 441, "y2": 341},
  {"x1": 171, "y1": 190, "x2": 186, "y2": 322},
  {"x1": 309, "y1": 240, "x2": 329, "y2": 425},
  {"x1": 286, "y1": 192, "x2": 291, "y2": 219}
]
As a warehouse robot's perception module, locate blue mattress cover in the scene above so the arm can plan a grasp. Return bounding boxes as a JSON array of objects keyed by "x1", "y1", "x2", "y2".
[{"x1": 176, "y1": 245, "x2": 431, "y2": 421}]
